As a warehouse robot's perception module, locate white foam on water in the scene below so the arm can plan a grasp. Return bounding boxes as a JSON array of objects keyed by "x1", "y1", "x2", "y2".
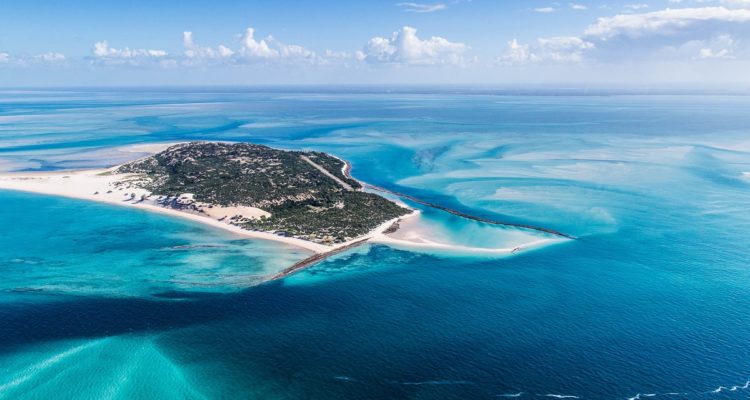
[
  {"x1": 710, "y1": 386, "x2": 726, "y2": 393},
  {"x1": 627, "y1": 377, "x2": 750, "y2": 399},
  {"x1": 544, "y1": 395, "x2": 579, "y2": 399},
  {"x1": 398, "y1": 380, "x2": 475, "y2": 386},
  {"x1": 729, "y1": 380, "x2": 750, "y2": 391},
  {"x1": 496, "y1": 392, "x2": 524, "y2": 397}
]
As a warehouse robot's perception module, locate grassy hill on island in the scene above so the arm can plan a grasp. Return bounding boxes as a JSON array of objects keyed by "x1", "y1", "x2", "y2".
[{"x1": 115, "y1": 142, "x2": 409, "y2": 244}]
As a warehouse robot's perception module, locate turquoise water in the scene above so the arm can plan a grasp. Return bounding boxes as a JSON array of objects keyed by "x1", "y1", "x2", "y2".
[
  {"x1": 2, "y1": 89, "x2": 750, "y2": 399},
  {"x1": 0, "y1": 191, "x2": 310, "y2": 301}
]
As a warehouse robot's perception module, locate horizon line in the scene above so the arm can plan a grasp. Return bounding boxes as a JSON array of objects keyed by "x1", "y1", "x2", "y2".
[{"x1": 3, "y1": 84, "x2": 750, "y2": 96}]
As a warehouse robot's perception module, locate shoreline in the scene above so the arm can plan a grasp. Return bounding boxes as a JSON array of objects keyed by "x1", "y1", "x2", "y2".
[{"x1": 0, "y1": 168, "x2": 416, "y2": 255}]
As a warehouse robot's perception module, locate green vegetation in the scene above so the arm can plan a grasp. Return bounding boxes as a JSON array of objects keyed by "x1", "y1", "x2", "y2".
[{"x1": 116, "y1": 142, "x2": 409, "y2": 244}]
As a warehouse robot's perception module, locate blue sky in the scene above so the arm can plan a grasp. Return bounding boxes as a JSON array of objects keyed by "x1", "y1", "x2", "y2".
[{"x1": 1, "y1": 0, "x2": 750, "y2": 87}]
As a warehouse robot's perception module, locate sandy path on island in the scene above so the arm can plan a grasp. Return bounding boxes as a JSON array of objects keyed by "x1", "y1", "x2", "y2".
[{"x1": 300, "y1": 155, "x2": 354, "y2": 191}]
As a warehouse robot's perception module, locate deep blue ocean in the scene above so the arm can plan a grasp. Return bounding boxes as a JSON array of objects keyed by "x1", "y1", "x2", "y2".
[{"x1": 2, "y1": 88, "x2": 750, "y2": 399}]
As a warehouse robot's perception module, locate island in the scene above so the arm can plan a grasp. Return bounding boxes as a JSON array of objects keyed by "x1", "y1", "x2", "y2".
[
  {"x1": 114, "y1": 142, "x2": 410, "y2": 245},
  {"x1": 0, "y1": 141, "x2": 570, "y2": 280}
]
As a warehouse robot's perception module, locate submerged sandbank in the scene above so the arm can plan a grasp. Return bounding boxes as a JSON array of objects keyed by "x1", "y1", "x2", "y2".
[{"x1": 370, "y1": 211, "x2": 566, "y2": 256}]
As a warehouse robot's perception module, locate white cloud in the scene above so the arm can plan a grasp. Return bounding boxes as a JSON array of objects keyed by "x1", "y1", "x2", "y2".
[
  {"x1": 92, "y1": 41, "x2": 167, "y2": 66},
  {"x1": 499, "y1": 36, "x2": 595, "y2": 64},
  {"x1": 361, "y1": 26, "x2": 467, "y2": 65},
  {"x1": 500, "y1": 39, "x2": 532, "y2": 64},
  {"x1": 237, "y1": 28, "x2": 318, "y2": 61},
  {"x1": 396, "y1": 2, "x2": 448, "y2": 13},
  {"x1": 584, "y1": 7, "x2": 750, "y2": 39},
  {"x1": 666, "y1": 33, "x2": 739, "y2": 59},
  {"x1": 0, "y1": 51, "x2": 67, "y2": 67},
  {"x1": 534, "y1": 7, "x2": 557, "y2": 13},
  {"x1": 238, "y1": 28, "x2": 280, "y2": 59},
  {"x1": 497, "y1": 6, "x2": 750, "y2": 64},
  {"x1": 183, "y1": 31, "x2": 234, "y2": 60},
  {"x1": 34, "y1": 52, "x2": 65, "y2": 62},
  {"x1": 90, "y1": 25, "x2": 320, "y2": 69},
  {"x1": 324, "y1": 49, "x2": 353, "y2": 59},
  {"x1": 699, "y1": 47, "x2": 734, "y2": 58},
  {"x1": 259, "y1": 35, "x2": 316, "y2": 60},
  {"x1": 180, "y1": 26, "x2": 318, "y2": 65},
  {"x1": 570, "y1": 3, "x2": 589, "y2": 10},
  {"x1": 93, "y1": 41, "x2": 167, "y2": 58}
]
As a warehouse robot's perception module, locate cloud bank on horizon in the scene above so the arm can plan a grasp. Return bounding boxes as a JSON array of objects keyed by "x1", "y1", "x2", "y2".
[{"x1": 1, "y1": 0, "x2": 750, "y2": 86}]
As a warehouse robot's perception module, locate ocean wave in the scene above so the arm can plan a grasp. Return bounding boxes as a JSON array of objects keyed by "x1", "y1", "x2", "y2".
[
  {"x1": 495, "y1": 392, "x2": 524, "y2": 397},
  {"x1": 627, "y1": 393, "x2": 656, "y2": 400},
  {"x1": 709, "y1": 380, "x2": 750, "y2": 394},
  {"x1": 625, "y1": 377, "x2": 750, "y2": 399},
  {"x1": 544, "y1": 395, "x2": 579, "y2": 399}
]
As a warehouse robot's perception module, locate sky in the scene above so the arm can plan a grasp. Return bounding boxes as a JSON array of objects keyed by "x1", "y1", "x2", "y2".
[{"x1": 1, "y1": 0, "x2": 750, "y2": 87}]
